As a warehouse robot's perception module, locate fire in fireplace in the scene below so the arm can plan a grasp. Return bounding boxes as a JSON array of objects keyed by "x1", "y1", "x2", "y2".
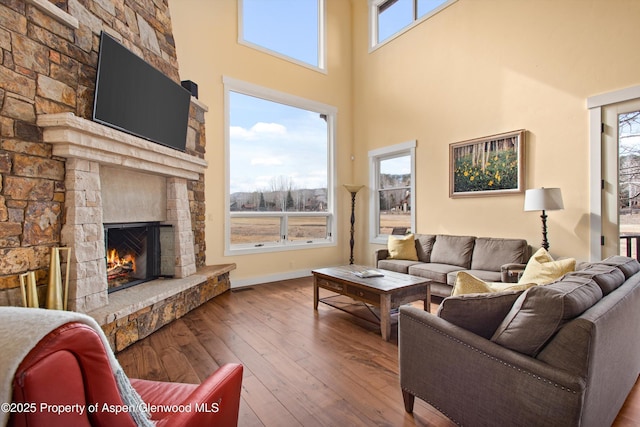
[{"x1": 104, "y1": 222, "x2": 174, "y2": 292}]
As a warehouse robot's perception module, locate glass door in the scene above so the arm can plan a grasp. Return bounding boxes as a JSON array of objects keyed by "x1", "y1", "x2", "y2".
[{"x1": 602, "y1": 100, "x2": 640, "y2": 259}]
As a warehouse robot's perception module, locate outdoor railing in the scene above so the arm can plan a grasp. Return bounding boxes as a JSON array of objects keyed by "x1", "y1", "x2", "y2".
[{"x1": 620, "y1": 234, "x2": 640, "y2": 260}]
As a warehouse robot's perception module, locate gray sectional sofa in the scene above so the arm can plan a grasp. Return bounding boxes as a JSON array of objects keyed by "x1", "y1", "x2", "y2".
[
  {"x1": 375, "y1": 234, "x2": 530, "y2": 297},
  {"x1": 398, "y1": 256, "x2": 640, "y2": 426}
]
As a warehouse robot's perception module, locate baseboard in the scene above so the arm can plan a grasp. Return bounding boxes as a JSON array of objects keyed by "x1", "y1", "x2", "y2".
[{"x1": 231, "y1": 268, "x2": 313, "y2": 288}]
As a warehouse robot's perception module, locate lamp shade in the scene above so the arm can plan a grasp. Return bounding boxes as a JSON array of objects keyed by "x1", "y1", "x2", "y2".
[
  {"x1": 343, "y1": 184, "x2": 364, "y2": 194},
  {"x1": 524, "y1": 188, "x2": 564, "y2": 211}
]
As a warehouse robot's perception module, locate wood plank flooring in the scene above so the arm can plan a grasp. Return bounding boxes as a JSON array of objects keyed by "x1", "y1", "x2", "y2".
[{"x1": 117, "y1": 277, "x2": 640, "y2": 426}]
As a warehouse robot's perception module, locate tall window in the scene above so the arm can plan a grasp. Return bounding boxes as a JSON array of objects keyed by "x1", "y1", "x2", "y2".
[
  {"x1": 239, "y1": 0, "x2": 326, "y2": 71},
  {"x1": 369, "y1": 0, "x2": 458, "y2": 50},
  {"x1": 369, "y1": 141, "x2": 416, "y2": 244},
  {"x1": 224, "y1": 77, "x2": 336, "y2": 254}
]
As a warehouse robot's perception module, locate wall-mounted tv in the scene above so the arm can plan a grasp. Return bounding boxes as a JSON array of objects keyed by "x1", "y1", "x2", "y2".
[{"x1": 93, "y1": 32, "x2": 191, "y2": 152}]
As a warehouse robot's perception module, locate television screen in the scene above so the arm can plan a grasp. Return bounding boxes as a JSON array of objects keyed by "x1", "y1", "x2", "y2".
[{"x1": 93, "y1": 32, "x2": 191, "y2": 152}]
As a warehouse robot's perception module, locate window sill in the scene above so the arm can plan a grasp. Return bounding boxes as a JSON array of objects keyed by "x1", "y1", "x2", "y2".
[{"x1": 225, "y1": 240, "x2": 336, "y2": 256}]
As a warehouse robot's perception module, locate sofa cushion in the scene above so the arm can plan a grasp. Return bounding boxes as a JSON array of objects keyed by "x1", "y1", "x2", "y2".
[
  {"x1": 519, "y1": 247, "x2": 576, "y2": 285},
  {"x1": 599, "y1": 255, "x2": 640, "y2": 279},
  {"x1": 387, "y1": 234, "x2": 419, "y2": 261},
  {"x1": 408, "y1": 263, "x2": 463, "y2": 284},
  {"x1": 414, "y1": 234, "x2": 436, "y2": 263},
  {"x1": 452, "y1": 271, "x2": 536, "y2": 296},
  {"x1": 437, "y1": 290, "x2": 525, "y2": 339},
  {"x1": 491, "y1": 275, "x2": 603, "y2": 356},
  {"x1": 430, "y1": 235, "x2": 476, "y2": 269},
  {"x1": 377, "y1": 259, "x2": 420, "y2": 274},
  {"x1": 471, "y1": 238, "x2": 529, "y2": 271},
  {"x1": 569, "y1": 264, "x2": 626, "y2": 295},
  {"x1": 451, "y1": 269, "x2": 501, "y2": 285}
]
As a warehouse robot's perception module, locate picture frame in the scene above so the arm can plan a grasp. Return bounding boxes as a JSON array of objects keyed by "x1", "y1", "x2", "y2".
[{"x1": 449, "y1": 129, "x2": 525, "y2": 198}]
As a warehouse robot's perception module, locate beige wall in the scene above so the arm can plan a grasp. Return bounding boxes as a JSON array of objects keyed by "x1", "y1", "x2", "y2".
[
  {"x1": 171, "y1": 0, "x2": 640, "y2": 284},
  {"x1": 170, "y1": 0, "x2": 354, "y2": 284},
  {"x1": 352, "y1": 0, "x2": 640, "y2": 262}
]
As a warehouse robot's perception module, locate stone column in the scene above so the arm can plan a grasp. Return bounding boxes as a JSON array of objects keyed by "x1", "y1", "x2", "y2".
[
  {"x1": 166, "y1": 178, "x2": 197, "y2": 278},
  {"x1": 60, "y1": 159, "x2": 108, "y2": 312}
]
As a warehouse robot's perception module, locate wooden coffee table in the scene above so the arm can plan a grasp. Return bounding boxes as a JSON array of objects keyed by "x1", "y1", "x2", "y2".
[{"x1": 312, "y1": 265, "x2": 431, "y2": 341}]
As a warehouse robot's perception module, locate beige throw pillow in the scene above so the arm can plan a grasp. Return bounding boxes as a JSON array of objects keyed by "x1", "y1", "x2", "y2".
[
  {"x1": 519, "y1": 248, "x2": 576, "y2": 286},
  {"x1": 452, "y1": 271, "x2": 536, "y2": 296},
  {"x1": 387, "y1": 234, "x2": 419, "y2": 261}
]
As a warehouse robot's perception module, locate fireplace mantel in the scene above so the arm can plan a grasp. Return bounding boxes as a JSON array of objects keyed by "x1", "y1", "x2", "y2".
[{"x1": 37, "y1": 113, "x2": 207, "y2": 180}]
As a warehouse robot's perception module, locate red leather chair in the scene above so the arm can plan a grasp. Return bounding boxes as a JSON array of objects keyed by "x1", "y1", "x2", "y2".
[{"x1": 8, "y1": 322, "x2": 243, "y2": 427}]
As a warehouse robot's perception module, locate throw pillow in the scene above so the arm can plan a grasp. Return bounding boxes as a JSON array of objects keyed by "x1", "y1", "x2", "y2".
[
  {"x1": 452, "y1": 271, "x2": 536, "y2": 296},
  {"x1": 387, "y1": 234, "x2": 419, "y2": 261},
  {"x1": 491, "y1": 275, "x2": 603, "y2": 356},
  {"x1": 437, "y1": 290, "x2": 524, "y2": 339},
  {"x1": 518, "y1": 247, "x2": 575, "y2": 286}
]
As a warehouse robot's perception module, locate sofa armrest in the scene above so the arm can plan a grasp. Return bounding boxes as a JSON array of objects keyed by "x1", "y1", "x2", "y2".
[
  {"x1": 398, "y1": 306, "x2": 585, "y2": 426},
  {"x1": 375, "y1": 248, "x2": 389, "y2": 265},
  {"x1": 501, "y1": 262, "x2": 527, "y2": 283}
]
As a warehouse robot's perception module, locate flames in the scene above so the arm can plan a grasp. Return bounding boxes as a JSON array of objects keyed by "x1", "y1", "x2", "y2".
[{"x1": 107, "y1": 248, "x2": 136, "y2": 279}]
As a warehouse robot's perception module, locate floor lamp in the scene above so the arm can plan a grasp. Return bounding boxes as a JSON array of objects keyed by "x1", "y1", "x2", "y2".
[
  {"x1": 344, "y1": 184, "x2": 363, "y2": 264},
  {"x1": 524, "y1": 187, "x2": 564, "y2": 251}
]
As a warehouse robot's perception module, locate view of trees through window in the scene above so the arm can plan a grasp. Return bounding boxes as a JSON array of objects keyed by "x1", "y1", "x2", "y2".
[
  {"x1": 378, "y1": 155, "x2": 412, "y2": 234},
  {"x1": 618, "y1": 110, "x2": 640, "y2": 255},
  {"x1": 227, "y1": 88, "x2": 332, "y2": 248}
]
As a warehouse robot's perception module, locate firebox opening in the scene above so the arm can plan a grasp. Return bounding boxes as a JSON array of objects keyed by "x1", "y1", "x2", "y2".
[{"x1": 104, "y1": 222, "x2": 174, "y2": 293}]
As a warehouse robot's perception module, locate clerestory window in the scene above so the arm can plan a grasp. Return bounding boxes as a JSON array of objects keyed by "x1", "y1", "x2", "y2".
[
  {"x1": 369, "y1": 0, "x2": 458, "y2": 50},
  {"x1": 239, "y1": 0, "x2": 326, "y2": 72}
]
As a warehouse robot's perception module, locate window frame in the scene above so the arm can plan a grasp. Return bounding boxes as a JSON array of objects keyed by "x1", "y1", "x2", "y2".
[
  {"x1": 223, "y1": 76, "x2": 337, "y2": 255},
  {"x1": 368, "y1": 0, "x2": 458, "y2": 52},
  {"x1": 368, "y1": 140, "x2": 416, "y2": 244},
  {"x1": 238, "y1": 0, "x2": 327, "y2": 73}
]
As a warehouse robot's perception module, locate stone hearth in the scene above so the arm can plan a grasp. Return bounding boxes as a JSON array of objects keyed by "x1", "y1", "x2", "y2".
[{"x1": 95, "y1": 264, "x2": 235, "y2": 352}]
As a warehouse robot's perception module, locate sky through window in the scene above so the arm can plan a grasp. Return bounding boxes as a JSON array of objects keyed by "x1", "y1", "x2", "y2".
[
  {"x1": 229, "y1": 91, "x2": 328, "y2": 195},
  {"x1": 241, "y1": 0, "x2": 320, "y2": 68}
]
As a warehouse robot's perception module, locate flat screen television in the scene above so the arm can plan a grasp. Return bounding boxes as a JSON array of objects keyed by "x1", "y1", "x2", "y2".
[{"x1": 93, "y1": 31, "x2": 191, "y2": 152}]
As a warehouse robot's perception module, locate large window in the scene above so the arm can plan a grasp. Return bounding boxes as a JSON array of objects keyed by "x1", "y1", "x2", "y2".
[
  {"x1": 239, "y1": 0, "x2": 326, "y2": 71},
  {"x1": 369, "y1": 0, "x2": 458, "y2": 50},
  {"x1": 224, "y1": 77, "x2": 336, "y2": 254},
  {"x1": 369, "y1": 141, "x2": 416, "y2": 244}
]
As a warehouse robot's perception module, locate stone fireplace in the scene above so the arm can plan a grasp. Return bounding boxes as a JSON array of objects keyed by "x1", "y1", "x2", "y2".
[
  {"x1": 0, "y1": 0, "x2": 235, "y2": 351},
  {"x1": 38, "y1": 112, "x2": 207, "y2": 313},
  {"x1": 34, "y1": 112, "x2": 235, "y2": 352}
]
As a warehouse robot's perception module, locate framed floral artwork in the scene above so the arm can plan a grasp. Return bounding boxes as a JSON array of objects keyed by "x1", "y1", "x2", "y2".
[{"x1": 449, "y1": 129, "x2": 525, "y2": 198}]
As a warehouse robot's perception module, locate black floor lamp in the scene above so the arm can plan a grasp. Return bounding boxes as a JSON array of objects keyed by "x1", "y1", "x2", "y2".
[{"x1": 344, "y1": 184, "x2": 363, "y2": 264}]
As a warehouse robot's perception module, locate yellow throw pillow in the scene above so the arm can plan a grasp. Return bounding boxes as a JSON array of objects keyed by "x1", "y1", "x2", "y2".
[
  {"x1": 387, "y1": 234, "x2": 419, "y2": 261},
  {"x1": 452, "y1": 271, "x2": 536, "y2": 296},
  {"x1": 518, "y1": 247, "x2": 576, "y2": 285}
]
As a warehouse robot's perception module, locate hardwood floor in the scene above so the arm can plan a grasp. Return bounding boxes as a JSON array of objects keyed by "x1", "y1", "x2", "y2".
[{"x1": 117, "y1": 277, "x2": 640, "y2": 426}]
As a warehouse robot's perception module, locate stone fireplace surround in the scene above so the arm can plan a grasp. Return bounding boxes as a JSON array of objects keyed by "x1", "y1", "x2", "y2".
[{"x1": 38, "y1": 112, "x2": 234, "y2": 351}]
